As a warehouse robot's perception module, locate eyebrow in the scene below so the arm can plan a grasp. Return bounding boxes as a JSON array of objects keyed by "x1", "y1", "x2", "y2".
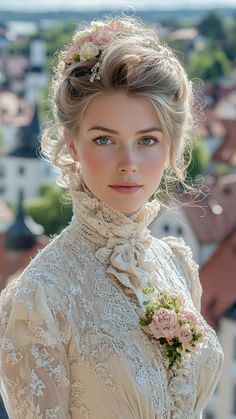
[{"x1": 87, "y1": 125, "x2": 163, "y2": 134}]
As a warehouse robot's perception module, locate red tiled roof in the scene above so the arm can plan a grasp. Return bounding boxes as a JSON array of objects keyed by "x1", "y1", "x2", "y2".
[
  {"x1": 169, "y1": 27, "x2": 198, "y2": 41},
  {"x1": 200, "y1": 227, "x2": 236, "y2": 329},
  {"x1": 213, "y1": 118, "x2": 236, "y2": 166},
  {"x1": 182, "y1": 175, "x2": 236, "y2": 244},
  {"x1": 215, "y1": 89, "x2": 236, "y2": 119},
  {"x1": 0, "y1": 233, "x2": 49, "y2": 292},
  {"x1": 204, "y1": 84, "x2": 235, "y2": 102},
  {"x1": 196, "y1": 107, "x2": 226, "y2": 139}
]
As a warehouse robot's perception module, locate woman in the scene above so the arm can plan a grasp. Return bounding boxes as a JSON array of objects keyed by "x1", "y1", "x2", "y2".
[{"x1": 0, "y1": 16, "x2": 223, "y2": 418}]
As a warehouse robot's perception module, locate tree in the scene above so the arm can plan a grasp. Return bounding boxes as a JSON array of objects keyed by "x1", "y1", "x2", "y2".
[
  {"x1": 185, "y1": 137, "x2": 210, "y2": 181},
  {"x1": 197, "y1": 10, "x2": 225, "y2": 41},
  {"x1": 42, "y1": 20, "x2": 75, "y2": 72},
  {"x1": 187, "y1": 48, "x2": 231, "y2": 82},
  {"x1": 26, "y1": 183, "x2": 73, "y2": 237},
  {"x1": 221, "y1": 15, "x2": 236, "y2": 61},
  {"x1": 39, "y1": 84, "x2": 52, "y2": 123}
]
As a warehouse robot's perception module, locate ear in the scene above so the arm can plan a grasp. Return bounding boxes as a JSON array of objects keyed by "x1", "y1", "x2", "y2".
[
  {"x1": 64, "y1": 126, "x2": 79, "y2": 162},
  {"x1": 67, "y1": 139, "x2": 79, "y2": 162}
]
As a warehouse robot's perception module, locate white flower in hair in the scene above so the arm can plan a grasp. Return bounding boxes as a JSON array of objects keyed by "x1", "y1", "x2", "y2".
[
  {"x1": 79, "y1": 42, "x2": 100, "y2": 61},
  {"x1": 90, "y1": 21, "x2": 107, "y2": 31}
]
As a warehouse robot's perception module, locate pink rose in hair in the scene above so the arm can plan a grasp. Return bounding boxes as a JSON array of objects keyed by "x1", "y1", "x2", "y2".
[
  {"x1": 80, "y1": 32, "x2": 93, "y2": 43},
  {"x1": 66, "y1": 44, "x2": 80, "y2": 61},
  {"x1": 92, "y1": 28, "x2": 114, "y2": 48},
  {"x1": 111, "y1": 21, "x2": 124, "y2": 31}
]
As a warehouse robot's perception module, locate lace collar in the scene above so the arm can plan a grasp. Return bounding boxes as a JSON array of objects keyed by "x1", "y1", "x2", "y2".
[{"x1": 69, "y1": 175, "x2": 161, "y2": 306}]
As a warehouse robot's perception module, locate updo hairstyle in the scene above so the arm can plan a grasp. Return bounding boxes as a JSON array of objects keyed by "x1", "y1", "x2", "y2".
[{"x1": 41, "y1": 16, "x2": 196, "y2": 200}]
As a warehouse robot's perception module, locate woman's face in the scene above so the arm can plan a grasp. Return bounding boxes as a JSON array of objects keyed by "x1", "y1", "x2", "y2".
[{"x1": 68, "y1": 90, "x2": 169, "y2": 214}]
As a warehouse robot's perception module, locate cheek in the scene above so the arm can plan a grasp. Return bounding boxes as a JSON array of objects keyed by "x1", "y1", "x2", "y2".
[
  {"x1": 80, "y1": 150, "x2": 111, "y2": 176},
  {"x1": 143, "y1": 151, "x2": 167, "y2": 175}
]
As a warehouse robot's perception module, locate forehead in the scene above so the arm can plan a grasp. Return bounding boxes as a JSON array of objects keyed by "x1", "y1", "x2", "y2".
[{"x1": 81, "y1": 90, "x2": 161, "y2": 129}]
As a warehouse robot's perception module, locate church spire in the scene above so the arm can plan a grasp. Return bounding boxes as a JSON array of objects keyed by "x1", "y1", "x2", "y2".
[
  {"x1": 5, "y1": 189, "x2": 43, "y2": 250},
  {"x1": 8, "y1": 104, "x2": 41, "y2": 158}
]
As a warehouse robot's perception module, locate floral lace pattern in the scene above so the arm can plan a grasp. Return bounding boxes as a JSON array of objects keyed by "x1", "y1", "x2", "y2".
[{"x1": 0, "y1": 179, "x2": 223, "y2": 418}]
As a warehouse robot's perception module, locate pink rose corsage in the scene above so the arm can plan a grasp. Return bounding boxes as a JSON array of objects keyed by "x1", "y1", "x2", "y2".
[{"x1": 140, "y1": 287, "x2": 203, "y2": 367}]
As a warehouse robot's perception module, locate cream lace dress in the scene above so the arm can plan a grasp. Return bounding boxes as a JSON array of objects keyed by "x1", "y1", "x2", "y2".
[{"x1": 0, "y1": 181, "x2": 223, "y2": 419}]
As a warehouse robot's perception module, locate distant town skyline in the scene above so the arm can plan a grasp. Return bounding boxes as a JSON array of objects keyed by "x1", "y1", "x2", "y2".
[{"x1": 1, "y1": 0, "x2": 236, "y2": 11}]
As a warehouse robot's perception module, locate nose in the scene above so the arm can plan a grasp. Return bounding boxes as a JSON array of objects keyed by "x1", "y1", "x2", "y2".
[{"x1": 117, "y1": 148, "x2": 138, "y2": 174}]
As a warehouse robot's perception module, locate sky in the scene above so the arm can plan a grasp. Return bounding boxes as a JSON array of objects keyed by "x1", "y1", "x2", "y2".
[{"x1": 1, "y1": 0, "x2": 236, "y2": 11}]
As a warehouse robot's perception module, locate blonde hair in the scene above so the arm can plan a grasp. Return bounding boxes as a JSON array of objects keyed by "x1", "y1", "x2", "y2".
[{"x1": 41, "y1": 15, "x2": 196, "y2": 202}]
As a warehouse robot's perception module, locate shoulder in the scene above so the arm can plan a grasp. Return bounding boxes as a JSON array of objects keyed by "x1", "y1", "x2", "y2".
[
  {"x1": 158, "y1": 235, "x2": 202, "y2": 311},
  {"x1": 8, "y1": 226, "x2": 74, "y2": 291},
  {"x1": 160, "y1": 235, "x2": 198, "y2": 267},
  {"x1": 0, "y1": 265, "x2": 71, "y2": 348}
]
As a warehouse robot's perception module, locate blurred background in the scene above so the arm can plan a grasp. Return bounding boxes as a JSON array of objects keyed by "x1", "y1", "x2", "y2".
[{"x1": 0, "y1": 0, "x2": 236, "y2": 417}]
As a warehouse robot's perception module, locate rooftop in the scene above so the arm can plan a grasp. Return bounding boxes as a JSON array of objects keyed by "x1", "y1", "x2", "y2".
[
  {"x1": 182, "y1": 174, "x2": 236, "y2": 244},
  {"x1": 200, "y1": 227, "x2": 236, "y2": 328},
  {"x1": 0, "y1": 233, "x2": 48, "y2": 292}
]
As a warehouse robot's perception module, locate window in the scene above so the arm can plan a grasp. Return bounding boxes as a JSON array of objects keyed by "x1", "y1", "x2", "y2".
[
  {"x1": 176, "y1": 226, "x2": 183, "y2": 235},
  {"x1": 223, "y1": 186, "x2": 231, "y2": 195},
  {"x1": 163, "y1": 224, "x2": 170, "y2": 233},
  {"x1": 18, "y1": 166, "x2": 25, "y2": 175}
]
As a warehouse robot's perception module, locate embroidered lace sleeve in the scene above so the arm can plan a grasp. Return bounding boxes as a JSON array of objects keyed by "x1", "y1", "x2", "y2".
[
  {"x1": 161, "y1": 236, "x2": 202, "y2": 311},
  {"x1": 0, "y1": 278, "x2": 71, "y2": 419}
]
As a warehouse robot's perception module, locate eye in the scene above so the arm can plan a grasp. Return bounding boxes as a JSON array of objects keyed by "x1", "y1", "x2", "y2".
[
  {"x1": 139, "y1": 137, "x2": 158, "y2": 146},
  {"x1": 93, "y1": 136, "x2": 113, "y2": 146}
]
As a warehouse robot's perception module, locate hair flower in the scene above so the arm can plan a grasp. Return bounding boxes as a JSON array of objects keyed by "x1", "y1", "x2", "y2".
[
  {"x1": 66, "y1": 44, "x2": 81, "y2": 63},
  {"x1": 90, "y1": 20, "x2": 107, "y2": 31},
  {"x1": 79, "y1": 42, "x2": 100, "y2": 62},
  {"x1": 92, "y1": 28, "x2": 115, "y2": 49},
  {"x1": 140, "y1": 288, "x2": 204, "y2": 367},
  {"x1": 62, "y1": 19, "x2": 136, "y2": 80}
]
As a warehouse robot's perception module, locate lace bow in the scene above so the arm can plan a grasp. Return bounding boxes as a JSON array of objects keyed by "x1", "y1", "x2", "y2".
[{"x1": 95, "y1": 228, "x2": 153, "y2": 305}]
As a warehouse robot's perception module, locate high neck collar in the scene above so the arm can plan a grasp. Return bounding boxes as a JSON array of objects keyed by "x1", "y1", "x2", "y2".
[
  {"x1": 68, "y1": 174, "x2": 161, "y2": 307},
  {"x1": 70, "y1": 176, "x2": 161, "y2": 237}
]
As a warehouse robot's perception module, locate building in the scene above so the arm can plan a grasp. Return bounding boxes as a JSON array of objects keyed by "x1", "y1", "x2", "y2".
[
  {"x1": 0, "y1": 104, "x2": 53, "y2": 204},
  {"x1": 201, "y1": 228, "x2": 236, "y2": 419},
  {"x1": 0, "y1": 189, "x2": 47, "y2": 292}
]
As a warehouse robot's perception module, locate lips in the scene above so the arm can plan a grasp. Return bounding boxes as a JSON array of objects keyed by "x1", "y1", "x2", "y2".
[
  {"x1": 110, "y1": 182, "x2": 142, "y2": 187},
  {"x1": 109, "y1": 183, "x2": 143, "y2": 194}
]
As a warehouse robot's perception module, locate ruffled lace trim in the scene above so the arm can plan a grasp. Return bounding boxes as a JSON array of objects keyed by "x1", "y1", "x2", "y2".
[
  {"x1": 167, "y1": 349, "x2": 199, "y2": 418},
  {"x1": 68, "y1": 175, "x2": 161, "y2": 306}
]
